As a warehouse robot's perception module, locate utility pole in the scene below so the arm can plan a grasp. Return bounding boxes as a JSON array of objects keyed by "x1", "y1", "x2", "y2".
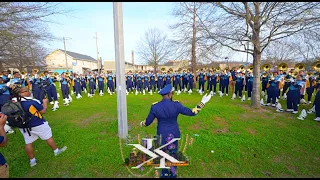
[
  {"x1": 94, "y1": 32, "x2": 100, "y2": 73},
  {"x1": 63, "y1": 37, "x2": 72, "y2": 72},
  {"x1": 132, "y1": 50, "x2": 134, "y2": 72},
  {"x1": 63, "y1": 37, "x2": 68, "y2": 72},
  {"x1": 113, "y1": 2, "x2": 128, "y2": 140}
]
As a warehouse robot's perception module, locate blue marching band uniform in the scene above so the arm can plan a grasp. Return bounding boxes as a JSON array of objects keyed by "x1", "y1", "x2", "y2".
[{"x1": 0, "y1": 68, "x2": 319, "y2": 121}]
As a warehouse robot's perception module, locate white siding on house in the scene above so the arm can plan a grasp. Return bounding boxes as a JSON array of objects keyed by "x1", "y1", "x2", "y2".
[{"x1": 45, "y1": 50, "x2": 98, "y2": 74}]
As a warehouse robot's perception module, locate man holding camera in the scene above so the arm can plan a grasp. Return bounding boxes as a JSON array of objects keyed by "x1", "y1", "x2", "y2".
[{"x1": 11, "y1": 87, "x2": 67, "y2": 167}]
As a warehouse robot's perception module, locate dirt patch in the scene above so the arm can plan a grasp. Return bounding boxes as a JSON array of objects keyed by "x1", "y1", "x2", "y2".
[
  {"x1": 211, "y1": 117, "x2": 229, "y2": 134},
  {"x1": 287, "y1": 165, "x2": 296, "y2": 173},
  {"x1": 78, "y1": 113, "x2": 103, "y2": 127},
  {"x1": 187, "y1": 119, "x2": 202, "y2": 130},
  {"x1": 100, "y1": 130, "x2": 106, "y2": 134},
  {"x1": 246, "y1": 128, "x2": 257, "y2": 135}
]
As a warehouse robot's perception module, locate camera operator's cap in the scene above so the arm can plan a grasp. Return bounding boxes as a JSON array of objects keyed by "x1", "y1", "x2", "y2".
[{"x1": 159, "y1": 84, "x2": 173, "y2": 95}]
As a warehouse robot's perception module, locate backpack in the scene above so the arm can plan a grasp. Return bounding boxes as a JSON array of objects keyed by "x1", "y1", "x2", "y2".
[{"x1": 1, "y1": 100, "x2": 32, "y2": 136}]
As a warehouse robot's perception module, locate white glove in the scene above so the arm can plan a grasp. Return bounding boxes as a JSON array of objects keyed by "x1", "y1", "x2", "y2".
[
  {"x1": 201, "y1": 94, "x2": 212, "y2": 104},
  {"x1": 6, "y1": 82, "x2": 11, "y2": 87},
  {"x1": 140, "y1": 121, "x2": 146, "y2": 127},
  {"x1": 201, "y1": 94, "x2": 211, "y2": 104}
]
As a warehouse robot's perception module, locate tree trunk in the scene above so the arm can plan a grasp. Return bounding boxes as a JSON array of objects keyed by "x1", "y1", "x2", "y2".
[
  {"x1": 251, "y1": 2, "x2": 261, "y2": 108},
  {"x1": 191, "y1": 2, "x2": 197, "y2": 87}
]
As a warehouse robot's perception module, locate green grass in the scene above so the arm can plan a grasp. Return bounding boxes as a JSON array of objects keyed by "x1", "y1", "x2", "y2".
[{"x1": 2, "y1": 84, "x2": 320, "y2": 178}]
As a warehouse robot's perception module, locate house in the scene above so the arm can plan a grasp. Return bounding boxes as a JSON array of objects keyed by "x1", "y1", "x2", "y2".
[{"x1": 45, "y1": 49, "x2": 98, "y2": 74}]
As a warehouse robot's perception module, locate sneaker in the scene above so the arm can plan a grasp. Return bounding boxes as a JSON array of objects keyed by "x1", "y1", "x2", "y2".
[
  {"x1": 314, "y1": 117, "x2": 320, "y2": 121},
  {"x1": 226, "y1": 94, "x2": 228, "y2": 96},
  {"x1": 266, "y1": 103, "x2": 270, "y2": 106},
  {"x1": 286, "y1": 109, "x2": 293, "y2": 112},
  {"x1": 272, "y1": 104, "x2": 276, "y2": 107},
  {"x1": 30, "y1": 160, "x2": 37, "y2": 167},
  {"x1": 292, "y1": 111, "x2": 298, "y2": 114},
  {"x1": 54, "y1": 146, "x2": 67, "y2": 156},
  {"x1": 248, "y1": 97, "x2": 251, "y2": 100}
]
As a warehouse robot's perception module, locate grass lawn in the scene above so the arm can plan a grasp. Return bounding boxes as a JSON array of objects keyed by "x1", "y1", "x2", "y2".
[{"x1": 2, "y1": 85, "x2": 320, "y2": 178}]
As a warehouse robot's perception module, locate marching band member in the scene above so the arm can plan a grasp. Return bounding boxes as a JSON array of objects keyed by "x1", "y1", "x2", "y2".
[
  {"x1": 188, "y1": 71, "x2": 194, "y2": 94},
  {"x1": 266, "y1": 72, "x2": 279, "y2": 107},
  {"x1": 298, "y1": 70, "x2": 307, "y2": 104},
  {"x1": 157, "y1": 72, "x2": 164, "y2": 92},
  {"x1": 60, "y1": 73, "x2": 70, "y2": 106},
  {"x1": 182, "y1": 70, "x2": 188, "y2": 92},
  {"x1": 247, "y1": 72, "x2": 254, "y2": 100},
  {"x1": 97, "y1": 73, "x2": 105, "y2": 96},
  {"x1": 30, "y1": 70, "x2": 45, "y2": 104},
  {"x1": 135, "y1": 72, "x2": 143, "y2": 95},
  {"x1": 74, "y1": 74, "x2": 82, "y2": 99},
  {"x1": 174, "y1": 71, "x2": 182, "y2": 94},
  {"x1": 282, "y1": 70, "x2": 294, "y2": 99},
  {"x1": 149, "y1": 71, "x2": 156, "y2": 94},
  {"x1": 106, "y1": 71, "x2": 115, "y2": 95},
  {"x1": 1, "y1": 71, "x2": 10, "y2": 83},
  {"x1": 220, "y1": 71, "x2": 231, "y2": 96},
  {"x1": 10, "y1": 72, "x2": 27, "y2": 88},
  {"x1": 285, "y1": 76, "x2": 302, "y2": 114},
  {"x1": 80, "y1": 75, "x2": 87, "y2": 93},
  {"x1": 209, "y1": 70, "x2": 219, "y2": 95},
  {"x1": 306, "y1": 74, "x2": 316, "y2": 104},
  {"x1": 278, "y1": 70, "x2": 284, "y2": 99},
  {"x1": 43, "y1": 71, "x2": 59, "y2": 111},
  {"x1": 0, "y1": 76, "x2": 11, "y2": 111},
  {"x1": 229, "y1": 69, "x2": 237, "y2": 95},
  {"x1": 165, "y1": 71, "x2": 172, "y2": 86},
  {"x1": 261, "y1": 72, "x2": 269, "y2": 95},
  {"x1": 197, "y1": 69, "x2": 206, "y2": 95},
  {"x1": 143, "y1": 71, "x2": 150, "y2": 95},
  {"x1": 234, "y1": 72, "x2": 245, "y2": 98},
  {"x1": 87, "y1": 73, "x2": 95, "y2": 97},
  {"x1": 126, "y1": 71, "x2": 134, "y2": 94},
  {"x1": 314, "y1": 84, "x2": 320, "y2": 121}
]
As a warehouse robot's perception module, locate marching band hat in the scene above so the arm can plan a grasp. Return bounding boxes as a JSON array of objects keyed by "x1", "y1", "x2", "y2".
[{"x1": 159, "y1": 84, "x2": 173, "y2": 95}]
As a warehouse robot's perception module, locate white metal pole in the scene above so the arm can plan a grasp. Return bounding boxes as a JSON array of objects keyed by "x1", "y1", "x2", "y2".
[{"x1": 113, "y1": 2, "x2": 128, "y2": 139}]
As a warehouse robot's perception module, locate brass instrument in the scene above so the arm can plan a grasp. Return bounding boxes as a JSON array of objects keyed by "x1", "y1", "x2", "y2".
[
  {"x1": 278, "y1": 63, "x2": 288, "y2": 72},
  {"x1": 21, "y1": 71, "x2": 26, "y2": 75},
  {"x1": 178, "y1": 68, "x2": 182, "y2": 72},
  {"x1": 239, "y1": 65, "x2": 245, "y2": 72},
  {"x1": 247, "y1": 65, "x2": 254, "y2": 73},
  {"x1": 261, "y1": 63, "x2": 271, "y2": 72},
  {"x1": 65, "y1": 72, "x2": 70, "y2": 77},
  {"x1": 231, "y1": 67, "x2": 236, "y2": 71},
  {"x1": 33, "y1": 68, "x2": 39, "y2": 73},
  {"x1": 216, "y1": 67, "x2": 221, "y2": 71},
  {"x1": 39, "y1": 73, "x2": 45, "y2": 78},
  {"x1": 294, "y1": 63, "x2": 305, "y2": 72},
  {"x1": 161, "y1": 67, "x2": 166, "y2": 72},
  {"x1": 168, "y1": 68, "x2": 173, "y2": 73},
  {"x1": 312, "y1": 60, "x2": 320, "y2": 72}
]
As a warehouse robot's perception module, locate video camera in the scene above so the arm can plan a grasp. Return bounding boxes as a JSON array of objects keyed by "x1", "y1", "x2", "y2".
[{"x1": 38, "y1": 80, "x2": 51, "y2": 90}]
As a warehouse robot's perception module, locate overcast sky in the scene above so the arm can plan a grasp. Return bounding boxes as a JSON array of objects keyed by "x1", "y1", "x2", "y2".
[{"x1": 44, "y1": 2, "x2": 252, "y2": 65}]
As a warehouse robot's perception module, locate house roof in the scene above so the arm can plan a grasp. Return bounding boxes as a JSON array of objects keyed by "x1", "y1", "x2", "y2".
[{"x1": 57, "y1": 49, "x2": 97, "y2": 62}]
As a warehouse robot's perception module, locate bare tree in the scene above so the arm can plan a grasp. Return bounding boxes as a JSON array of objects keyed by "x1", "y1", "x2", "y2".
[
  {"x1": 0, "y1": 2, "x2": 70, "y2": 71},
  {"x1": 136, "y1": 28, "x2": 173, "y2": 72},
  {"x1": 170, "y1": 2, "x2": 220, "y2": 74},
  {"x1": 262, "y1": 38, "x2": 297, "y2": 67},
  {"x1": 196, "y1": 2, "x2": 320, "y2": 108}
]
